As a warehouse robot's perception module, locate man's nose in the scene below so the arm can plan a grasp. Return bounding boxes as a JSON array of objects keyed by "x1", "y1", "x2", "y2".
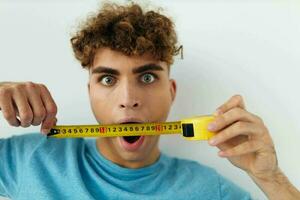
[{"x1": 118, "y1": 82, "x2": 141, "y2": 109}]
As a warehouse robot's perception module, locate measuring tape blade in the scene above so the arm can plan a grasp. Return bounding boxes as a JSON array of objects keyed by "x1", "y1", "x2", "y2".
[
  {"x1": 47, "y1": 115, "x2": 216, "y2": 140},
  {"x1": 47, "y1": 121, "x2": 182, "y2": 138}
]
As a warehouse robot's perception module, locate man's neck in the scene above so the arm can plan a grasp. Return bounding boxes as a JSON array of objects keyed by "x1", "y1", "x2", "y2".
[{"x1": 96, "y1": 138, "x2": 160, "y2": 169}]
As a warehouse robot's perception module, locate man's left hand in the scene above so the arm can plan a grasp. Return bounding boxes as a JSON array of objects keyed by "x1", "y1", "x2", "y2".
[{"x1": 207, "y1": 94, "x2": 278, "y2": 180}]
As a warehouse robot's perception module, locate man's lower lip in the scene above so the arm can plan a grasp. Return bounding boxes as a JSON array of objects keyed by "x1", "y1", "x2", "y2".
[{"x1": 119, "y1": 136, "x2": 145, "y2": 151}]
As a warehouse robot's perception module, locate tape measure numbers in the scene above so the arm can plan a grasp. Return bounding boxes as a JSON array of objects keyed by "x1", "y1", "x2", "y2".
[{"x1": 47, "y1": 115, "x2": 215, "y2": 141}]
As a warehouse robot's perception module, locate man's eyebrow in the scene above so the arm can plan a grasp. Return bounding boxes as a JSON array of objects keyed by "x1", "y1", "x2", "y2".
[
  {"x1": 92, "y1": 66, "x2": 120, "y2": 75},
  {"x1": 132, "y1": 63, "x2": 164, "y2": 74},
  {"x1": 92, "y1": 63, "x2": 164, "y2": 75}
]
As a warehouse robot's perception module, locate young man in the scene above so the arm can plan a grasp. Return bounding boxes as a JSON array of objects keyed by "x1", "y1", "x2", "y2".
[{"x1": 0, "y1": 2, "x2": 299, "y2": 200}]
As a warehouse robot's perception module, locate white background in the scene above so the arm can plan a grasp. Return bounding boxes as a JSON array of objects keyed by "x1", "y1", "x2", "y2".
[{"x1": 0, "y1": 0, "x2": 299, "y2": 199}]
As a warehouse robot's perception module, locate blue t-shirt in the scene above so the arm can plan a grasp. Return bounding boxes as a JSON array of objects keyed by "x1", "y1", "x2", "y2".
[{"x1": 0, "y1": 133, "x2": 252, "y2": 200}]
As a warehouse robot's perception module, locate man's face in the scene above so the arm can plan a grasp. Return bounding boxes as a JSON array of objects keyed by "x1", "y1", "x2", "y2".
[{"x1": 88, "y1": 48, "x2": 176, "y2": 167}]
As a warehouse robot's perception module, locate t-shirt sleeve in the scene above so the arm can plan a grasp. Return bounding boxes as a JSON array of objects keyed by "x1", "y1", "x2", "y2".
[
  {"x1": 218, "y1": 174, "x2": 252, "y2": 200},
  {"x1": 0, "y1": 133, "x2": 44, "y2": 198}
]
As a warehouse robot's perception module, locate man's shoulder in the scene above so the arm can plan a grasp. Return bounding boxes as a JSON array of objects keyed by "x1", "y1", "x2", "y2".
[
  {"x1": 1, "y1": 133, "x2": 85, "y2": 158},
  {"x1": 4, "y1": 132, "x2": 66, "y2": 147},
  {"x1": 165, "y1": 154, "x2": 252, "y2": 199},
  {"x1": 1, "y1": 133, "x2": 46, "y2": 152},
  {"x1": 7, "y1": 132, "x2": 46, "y2": 143}
]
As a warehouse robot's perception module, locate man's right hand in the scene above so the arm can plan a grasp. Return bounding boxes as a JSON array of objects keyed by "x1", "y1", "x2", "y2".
[{"x1": 0, "y1": 82, "x2": 57, "y2": 134}]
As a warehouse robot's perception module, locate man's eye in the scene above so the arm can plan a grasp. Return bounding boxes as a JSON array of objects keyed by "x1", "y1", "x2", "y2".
[
  {"x1": 141, "y1": 73, "x2": 156, "y2": 84},
  {"x1": 99, "y1": 75, "x2": 115, "y2": 86}
]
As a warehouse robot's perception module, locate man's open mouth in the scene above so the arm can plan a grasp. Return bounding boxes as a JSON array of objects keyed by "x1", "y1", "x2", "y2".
[
  {"x1": 123, "y1": 136, "x2": 141, "y2": 143},
  {"x1": 119, "y1": 122, "x2": 144, "y2": 151},
  {"x1": 121, "y1": 122, "x2": 141, "y2": 143}
]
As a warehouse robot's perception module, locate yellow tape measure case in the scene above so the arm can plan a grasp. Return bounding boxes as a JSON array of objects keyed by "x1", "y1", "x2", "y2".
[{"x1": 181, "y1": 115, "x2": 215, "y2": 141}]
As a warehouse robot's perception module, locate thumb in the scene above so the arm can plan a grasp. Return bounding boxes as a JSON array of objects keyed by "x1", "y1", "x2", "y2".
[{"x1": 40, "y1": 117, "x2": 57, "y2": 135}]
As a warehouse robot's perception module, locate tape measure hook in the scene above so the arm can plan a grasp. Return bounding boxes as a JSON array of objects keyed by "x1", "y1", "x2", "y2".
[{"x1": 47, "y1": 129, "x2": 60, "y2": 137}]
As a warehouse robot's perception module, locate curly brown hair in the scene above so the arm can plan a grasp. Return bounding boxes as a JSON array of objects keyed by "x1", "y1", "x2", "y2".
[{"x1": 70, "y1": 1, "x2": 181, "y2": 69}]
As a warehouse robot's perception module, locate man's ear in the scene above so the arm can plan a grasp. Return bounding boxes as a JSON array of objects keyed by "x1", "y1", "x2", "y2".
[{"x1": 169, "y1": 79, "x2": 177, "y2": 103}]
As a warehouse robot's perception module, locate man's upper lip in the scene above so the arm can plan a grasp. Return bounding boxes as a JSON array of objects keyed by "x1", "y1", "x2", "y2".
[{"x1": 116, "y1": 118, "x2": 144, "y2": 124}]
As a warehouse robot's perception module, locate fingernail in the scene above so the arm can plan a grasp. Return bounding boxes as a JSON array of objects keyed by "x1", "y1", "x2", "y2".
[
  {"x1": 218, "y1": 151, "x2": 225, "y2": 157},
  {"x1": 41, "y1": 129, "x2": 49, "y2": 135},
  {"x1": 209, "y1": 138, "x2": 217, "y2": 145},
  {"x1": 207, "y1": 123, "x2": 216, "y2": 131},
  {"x1": 213, "y1": 109, "x2": 222, "y2": 116}
]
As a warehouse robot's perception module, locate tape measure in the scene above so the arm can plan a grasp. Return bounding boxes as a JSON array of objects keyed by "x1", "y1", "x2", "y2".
[{"x1": 47, "y1": 115, "x2": 216, "y2": 141}]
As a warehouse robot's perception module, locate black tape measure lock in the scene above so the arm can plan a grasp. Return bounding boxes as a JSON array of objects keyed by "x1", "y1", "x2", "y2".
[{"x1": 47, "y1": 115, "x2": 215, "y2": 141}]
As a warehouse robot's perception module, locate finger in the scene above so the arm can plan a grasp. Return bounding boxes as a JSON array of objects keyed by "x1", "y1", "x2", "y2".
[
  {"x1": 208, "y1": 134, "x2": 248, "y2": 153},
  {"x1": 39, "y1": 85, "x2": 57, "y2": 134},
  {"x1": 218, "y1": 140, "x2": 263, "y2": 157},
  {"x1": 208, "y1": 107, "x2": 261, "y2": 132},
  {"x1": 12, "y1": 89, "x2": 33, "y2": 127},
  {"x1": 214, "y1": 94, "x2": 246, "y2": 116},
  {"x1": 41, "y1": 117, "x2": 57, "y2": 135},
  {"x1": 208, "y1": 121, "x2": 261, "y2": 146},
  {"x1": 26, "y1": 86, "x2": 46, "y2": 126},
  {"x1": 0, "y1": 93, "x2": 20, "y2": 126},
  {"x1": 54, "y1": 117, "x2": 57, "y2": 126}
]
